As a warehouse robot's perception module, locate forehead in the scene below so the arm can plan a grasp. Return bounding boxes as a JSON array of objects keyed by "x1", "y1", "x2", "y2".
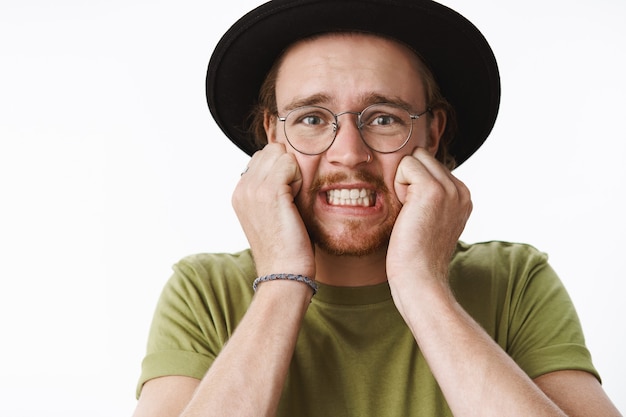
[{"x1": 275, "y1": 32, "x2": 428, "y2": 108}]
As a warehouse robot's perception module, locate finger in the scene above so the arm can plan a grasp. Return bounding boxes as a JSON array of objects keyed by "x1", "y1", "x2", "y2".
[
  {"x1": 410, "y1": 148, "x2": 473, "y2": 217},
  {"x1": 394, "y1": 149, "x2": 442, "y2": 204},
  {"x1": 410, "y1": 148, "x2": 457, "y2": 188},
  {"x1": 394, "y1": 148, "x2": 470, "y2": 206},
  {"x1": 238, "y1": 143, "x2": 303, "y2": 201},
  {"x1": 262, "y1": 144, "x2": 303, "y2": 198}
]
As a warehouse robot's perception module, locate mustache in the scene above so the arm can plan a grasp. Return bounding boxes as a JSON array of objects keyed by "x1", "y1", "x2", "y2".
[{"x1": 309, "y1": 170, "x2": 389, "y2": 194}]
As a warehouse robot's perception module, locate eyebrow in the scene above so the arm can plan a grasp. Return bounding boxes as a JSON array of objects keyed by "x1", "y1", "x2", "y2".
[
  {"x1": 281, "y1": 92, "x2": 416, "y2": 113},
  {"x1": 361, "y1": 93, "x2": 414, "y2": 111},
  {"x1": 283, "y1": 93, "x2": 332, "y2": 111}
]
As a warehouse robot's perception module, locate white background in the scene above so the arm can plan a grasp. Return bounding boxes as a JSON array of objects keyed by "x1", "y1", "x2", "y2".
[{"x1": 1, "y1": 0, "x2": 624, "y2": 415}]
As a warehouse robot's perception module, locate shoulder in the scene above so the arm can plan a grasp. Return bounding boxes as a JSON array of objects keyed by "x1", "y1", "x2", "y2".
[
  {"x1": 451, "y1": 240, "x2": 549, "y2": 280},
  {"x1": 148, "y1": 249, "x2": 257, "y2": 348},
  {"x1": 174, "y1": 249, "x2": 256, "y2": 281},
  {"x1": 162, "y1": 249, "x2": 257, "y2": 309},
  {"x1": 449, "y1": 241, "x2": 559, "y2": 325},
  {"x1": 453, "y1": 240, "x2": 548, "y2": 263}
]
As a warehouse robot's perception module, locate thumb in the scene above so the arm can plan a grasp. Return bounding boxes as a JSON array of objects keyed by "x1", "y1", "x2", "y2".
[{"x1": 393, "y1": 154, "x2": 419, "y2": 205}]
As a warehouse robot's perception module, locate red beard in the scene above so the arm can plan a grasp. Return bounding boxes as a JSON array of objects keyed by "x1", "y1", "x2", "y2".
[{"x1": 296, "y1": 170, "x2": 402, "y2": 257}]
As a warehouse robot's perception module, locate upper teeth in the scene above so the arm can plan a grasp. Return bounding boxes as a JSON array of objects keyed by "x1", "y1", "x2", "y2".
[{"x1": 327, "y1": 188, "x2": 374, "y2": 207}]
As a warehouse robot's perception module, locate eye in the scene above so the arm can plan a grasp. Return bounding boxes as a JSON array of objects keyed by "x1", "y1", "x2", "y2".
[
  {"x1": 365, "y1": 112, "x2": 403, "y2": 128},
  {"x1": 370, "y1": 114, "x2": 396, "y2": 126},
  {"x1": 288, "y1": 107, "x2": 333, "y2": 128},
  {"x1": 362, "y1": 104, "x2": 410, "y2": 130},
  {"x1": 301, "y1": 115, "x2": 324, "y2": 126}
]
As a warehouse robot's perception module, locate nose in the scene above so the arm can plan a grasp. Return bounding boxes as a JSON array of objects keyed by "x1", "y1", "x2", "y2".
[{"x1": 324, "y1": 113, "x2": 371, "y2": 167}]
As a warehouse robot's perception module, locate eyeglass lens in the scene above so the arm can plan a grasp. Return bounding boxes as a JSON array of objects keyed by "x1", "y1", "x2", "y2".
[{"x1": 282, "y1": 104, "x2": 414, "y2": 154}]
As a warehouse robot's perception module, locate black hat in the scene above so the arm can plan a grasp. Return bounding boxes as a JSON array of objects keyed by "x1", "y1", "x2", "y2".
[{"x1": 206, "y1": 0, "x2": 500, "y2": 167}]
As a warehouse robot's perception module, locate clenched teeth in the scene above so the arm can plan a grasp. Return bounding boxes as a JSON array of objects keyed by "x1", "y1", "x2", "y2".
[{"x1": 326, "y1": 188, "x2": 375, "y2": 207}]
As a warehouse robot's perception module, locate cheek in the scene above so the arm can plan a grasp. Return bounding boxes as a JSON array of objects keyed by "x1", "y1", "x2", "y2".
[
  {"x1": 378, "y1": 154, "x2": 408, "y2": 201},
  {"x1": 270, "y1": 129, "x2": 299, "y2": 153},
  {"x1": 411, "y1": 125, "x2": 437, "y2": 155},
  {"x1": 380, "y1": 153, "x2": 406, "y2": 179}
]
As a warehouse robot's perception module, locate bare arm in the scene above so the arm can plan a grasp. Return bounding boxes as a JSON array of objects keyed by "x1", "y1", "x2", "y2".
[
  {"x1": 179, "y1": 280, "x2": 311, "y2": 416},
  {"x1": 179, "y1": 144, "x2": 314, "y2": 416},
  {"x1": 535, "y1": 370, "x2": 622, "y2": 417},
  {"x1": 396, "y1": 283, "x2": 622, "y2": 416},
  {"x1": 133, "y1": 376, "x2": 199, "y2": 417},
  {"x1": 136, "y1": 144, "x2": 315, "y2": 416},
  {"x1": 132, "y1": 281, "x2": 311, "y2": 417},
  {"x1": 387, "y1": 148, "x2": 621, "y2": 417},
  {"x1": 395, "y1": 279, "x2": 566, "y2": 416}
]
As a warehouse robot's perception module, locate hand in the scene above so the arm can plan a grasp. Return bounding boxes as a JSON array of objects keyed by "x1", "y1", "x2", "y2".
[
  {"x1": 386, "y1": 148, "x2": 472, "y2": 287},
  {"x1": 232, "y1": 143, "x2": 315, "y2": 278}
]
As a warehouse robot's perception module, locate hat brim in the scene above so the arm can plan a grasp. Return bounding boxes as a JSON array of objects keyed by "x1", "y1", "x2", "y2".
[{"x1": 206, "y1": 0, "x2": 500, "y2": 167}]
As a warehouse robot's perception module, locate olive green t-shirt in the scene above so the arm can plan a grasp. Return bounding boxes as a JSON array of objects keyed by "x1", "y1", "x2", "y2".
[{"x1": 137, "y1": 241, "x2": 599, "y2": 416}]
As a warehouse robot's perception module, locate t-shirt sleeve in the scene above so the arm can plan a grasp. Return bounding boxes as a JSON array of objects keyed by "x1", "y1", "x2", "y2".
[
  {"x1": 451, "y1": 242, "x2": 599, "y2": 382},
  {"x1": 135, "y1": 252, "x2": 255, "y2": 398},
  {"x1": 504, "y1": 247, "x2": 600, "y2": 381}
]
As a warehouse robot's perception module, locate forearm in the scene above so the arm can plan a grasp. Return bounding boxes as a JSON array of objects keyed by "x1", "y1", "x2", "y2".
[
  {"x1": 392, "y1": 279, "x2": 566, "y2": 417},
  {"x1": 181, "y1": 280, "x2": 311, "y2": 417}
]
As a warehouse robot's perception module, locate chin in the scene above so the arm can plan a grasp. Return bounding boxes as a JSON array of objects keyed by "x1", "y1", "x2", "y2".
[{"x1": 310, "y1": 220, "x2": 392, "y2": 257}]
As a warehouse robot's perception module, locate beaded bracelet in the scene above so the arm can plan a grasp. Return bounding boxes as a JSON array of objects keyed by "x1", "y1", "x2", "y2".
[{"x1": 253, "y1": 273, "x2": 318, "y2": 295}]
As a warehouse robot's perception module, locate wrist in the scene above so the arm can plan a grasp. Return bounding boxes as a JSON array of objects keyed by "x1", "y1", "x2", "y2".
[
  {"x1": 389, "y1": 272, "x2": 456, "y2": 319},
  {"x1": 253, "y1": 273, "x2": 318, "y2": 296}
]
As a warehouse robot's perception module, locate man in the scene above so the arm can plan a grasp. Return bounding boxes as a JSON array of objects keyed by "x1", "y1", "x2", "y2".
[{"x1": 133, "y1": 0, "x2": 622, "y2": 416}]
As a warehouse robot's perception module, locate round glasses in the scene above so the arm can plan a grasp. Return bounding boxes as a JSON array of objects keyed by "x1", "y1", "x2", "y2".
[{"x1": 277, "y1": 103, "x2": 431, "y2": 155}]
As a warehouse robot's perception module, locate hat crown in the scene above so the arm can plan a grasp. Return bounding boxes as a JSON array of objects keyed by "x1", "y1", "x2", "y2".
[{"x1": 207, "y1": 0, "x2": 500, "y2": 167}]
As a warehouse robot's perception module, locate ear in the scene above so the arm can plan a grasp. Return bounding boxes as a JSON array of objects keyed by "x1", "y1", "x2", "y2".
[
  {"x1": 426, "y1": 108, "x2": 446, "y2": 155},
  {"x1": 264, "y1": 111, "x2": 278, "y2": 144}
]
